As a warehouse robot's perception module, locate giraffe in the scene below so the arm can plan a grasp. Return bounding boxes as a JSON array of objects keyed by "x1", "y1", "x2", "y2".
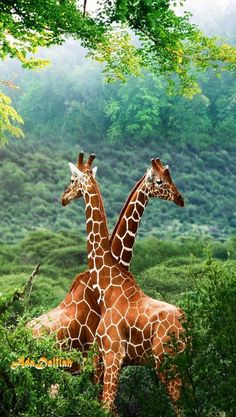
[
  {"x1": 61, "y1": 152, "x2": 186, "y2": 417},
  {"x1": 109, "y1": 156, "x2": 184, "y2": 268},
  {"x1": 29, "y1": 154, "x2": 183, "y2": 361}
]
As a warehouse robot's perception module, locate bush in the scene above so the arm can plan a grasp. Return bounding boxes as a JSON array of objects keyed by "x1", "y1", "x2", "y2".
[
  {"x1": 45, "y1": 244, "x2": 87, "y2": 268},
  {"x1": 137, "y1": 263, "x2": 195, "y2": 301},
  {"x1": 0, "y1": 287, "x2": 108, "y2": 417},
  {"x1": 172, "y1": 254, "x2": 236, "y2": 416},
  {"x1": 121, "y1": 254, "x2": 236, "y2": 417},
  {"x1": 131, "y1": 237, "x2": 205, "y2": 275},
  {"x1": 116, "y1": 366, "x2": 174, "y2": 417}
]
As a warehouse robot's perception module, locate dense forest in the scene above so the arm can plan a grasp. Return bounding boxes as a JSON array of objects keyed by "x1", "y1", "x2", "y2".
[
  {"x1": 0, "y1": 1, "x2": 236, "y2": 416},
  {"x1": 0, "y1": 46, "x2": 236, "y2": 242}
]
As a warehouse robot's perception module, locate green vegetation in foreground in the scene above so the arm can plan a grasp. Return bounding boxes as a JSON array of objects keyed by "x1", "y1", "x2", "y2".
[
  {"x1": 0, "y1": 316, "x2": 107, "y2": 417},
  {"x1": 1, "y1": 231, "x2": 236, "y2": 312},
  {"x1": 0, "y1": 232, "x2": 235, "y2": 416}
]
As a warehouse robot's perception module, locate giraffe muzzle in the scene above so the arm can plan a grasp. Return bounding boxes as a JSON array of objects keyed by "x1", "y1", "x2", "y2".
[
  {"x1": 61, "y1": 193, "x2": 71, "y2": 206},
  {"x1": 174, "y1": 193, "x2": 184, "y2": 207}
]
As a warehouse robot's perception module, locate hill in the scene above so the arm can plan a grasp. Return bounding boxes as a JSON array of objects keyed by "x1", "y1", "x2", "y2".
[{"x1": 0, "y1": 43, "x2": 236, "y2": 242}]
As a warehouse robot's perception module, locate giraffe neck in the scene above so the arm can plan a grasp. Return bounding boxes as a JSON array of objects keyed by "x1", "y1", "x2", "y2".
[
  {"x1": 110, "y1": 175, "x2": 149, "y2": 268},
  {"x1": 83, "y1": 180, "x2": 112, "y2": 280}
]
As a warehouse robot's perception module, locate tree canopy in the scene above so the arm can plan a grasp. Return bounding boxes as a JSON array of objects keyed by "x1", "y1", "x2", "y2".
[
  {"x1": 1, "y1": 0, "x2": 236, "y2": 79},
  {"x1": 0, "y1": 0, "x2": 236, "y2": 143}
]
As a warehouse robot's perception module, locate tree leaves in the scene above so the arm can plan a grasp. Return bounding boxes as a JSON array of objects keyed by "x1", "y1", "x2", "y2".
[
  {"x1": 0, "y1": 1, "x2": 236, "y2": 92},
  {"x1": 0, "y1": 0, "x2": 236, "y2": 144},
  {"x1": 0, "y1": 93, "x2": 24, "y2": 144}
]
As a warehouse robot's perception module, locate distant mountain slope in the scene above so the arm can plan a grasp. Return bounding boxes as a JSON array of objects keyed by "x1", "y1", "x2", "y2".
[
  {"x1": 0, "y1": 38, "x2": 236, "y2": 243},
  {"x1": 0, "y1": 137, "x2": 235, "y2": 243}
]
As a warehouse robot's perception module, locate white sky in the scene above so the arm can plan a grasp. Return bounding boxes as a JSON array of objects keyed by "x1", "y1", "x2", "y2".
[{"x1": 182, "y1": 0, "x2": 232, "y2": 12}]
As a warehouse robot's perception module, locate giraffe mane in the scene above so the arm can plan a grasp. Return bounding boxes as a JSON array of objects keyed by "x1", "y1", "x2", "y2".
[
  {"x1": 69, "y1": 263, "x2": 140, "y2": 294},
  {"x1": 70, "y1": 271, "x2": 90, "y2": 292},
  {"x1": 89, "y1": 174, "x2": 110, "y2": 241},
  {"x1": 110, "y1": 174, "x2": 146, "y2": 243}
]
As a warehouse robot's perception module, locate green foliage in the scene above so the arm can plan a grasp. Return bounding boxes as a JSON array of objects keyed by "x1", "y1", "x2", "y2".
[
  {"x1": 0, "y1": 0, "x2": 103, "y2": 144},
  {"x1": 0, "y1": 230, "x2": 88, "y2": 313},
  {"x1": 6, "y1": 55, "x2": 236, "y2": 147},
  {"x1": 97, "y1": 1, "x2": 236, "y2": 94},
  {"x1": 1, "y1": 0, "x2": 236, "y2": 144},
  {"x1": 18, "y1": 230, "x2": 86, "y2": 265},
  {"x1": 132, "y1": 237, "x2": 236, "y2": 302},
  {"x1": 0, "y1": 92, "x2": 24, "y2": 144},
  {"x1": 131, "y1": 237, "x2": 206, "y2": 275},
  {"x1": 116, "y1": 254, "x2": 236, "y2": 417},
  {"x1": 0, "y1": 309, "x2": 108, "y2": 417},
  {"x1": 0, "y1": 0, "x2": 104, "y2": 62},
  {"x1": 116, "y1": 365, "x2": 174, "y2": 417},
  {"x1": 0, "y1": 55, "x2": 236, "y2": 242},
  {"x1": 89, "y1": 30, "x2": 143, "y2": 83},
  {"x1": 0, "y1": 262, "x2": 107, "y2": 417},
  {"x1": 1, "y1": 129, "x2": 236, "y2": 242},
  {"x1": 0, "y1": 229, "x2": 236, "y2": 416},
  {"x1": 0, "y1": 0, "x2": 235, "y2": 92},
  {"x1": 173, "y1": 256, "x2": 236, "y2": 416},
  {"x1": 104, "y1": 73, "x2": 167, "y2": 142}
]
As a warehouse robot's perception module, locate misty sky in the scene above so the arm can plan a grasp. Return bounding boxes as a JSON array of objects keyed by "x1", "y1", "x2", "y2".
[{"x1": 182, "y1": 0, "x2": 232, "y2": 12}]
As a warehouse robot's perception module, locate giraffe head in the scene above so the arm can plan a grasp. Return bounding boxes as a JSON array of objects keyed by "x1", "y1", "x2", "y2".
[
  {"x1": 61, "y1": 152, "x2": 97, "y2": 206},
  {"x1": 145, "y1": 158, "x2": 184, "y2": 207}
]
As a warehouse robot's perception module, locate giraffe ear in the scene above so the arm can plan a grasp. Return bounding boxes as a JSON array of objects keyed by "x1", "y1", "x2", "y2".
[
  {"x1": 69, "y1": 162, "x2": 83, "y2": 178},
  {"x1": 92, "y1": 166, "x2": 97, "y2": 177}
]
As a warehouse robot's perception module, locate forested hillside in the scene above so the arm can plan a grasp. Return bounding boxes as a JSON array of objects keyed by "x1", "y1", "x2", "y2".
[{"x1": 0, "y1": 46, "x2": 236, "y2": 243}]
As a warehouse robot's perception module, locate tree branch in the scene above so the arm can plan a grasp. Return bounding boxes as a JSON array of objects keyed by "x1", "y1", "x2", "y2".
[
  {"x1": 0, "y1": 264, "x2": 40, "y2": 315},
  {"x1": 83, "y1": 0, "x2": 87, "y2": 16},
  {"x1": 0, "y1": 80, "x2": 20, "y2": 90}
]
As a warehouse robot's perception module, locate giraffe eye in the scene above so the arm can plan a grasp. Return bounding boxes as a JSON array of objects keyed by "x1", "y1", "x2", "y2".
[{"x1": 156, "y1": 179, "x2": 163, "y2": 185}]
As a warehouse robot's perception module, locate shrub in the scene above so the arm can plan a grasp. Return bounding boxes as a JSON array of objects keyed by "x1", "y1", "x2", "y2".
[
  {"x1": 0, "y1": 287, "x2": 108, "y2": 417},
  {"x1": 171, "y1": 254, "x2": 236, "y2": 416}
]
